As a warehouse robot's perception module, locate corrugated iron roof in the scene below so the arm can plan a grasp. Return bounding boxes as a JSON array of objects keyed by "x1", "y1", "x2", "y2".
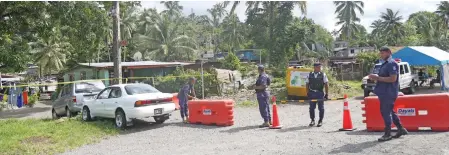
[{"x1": 79, "y1": 61, "x2": 194, "y2": 68}]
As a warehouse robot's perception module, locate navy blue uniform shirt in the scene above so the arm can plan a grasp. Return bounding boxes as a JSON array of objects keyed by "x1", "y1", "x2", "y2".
[
  {"x1": 374, "y1": 57, "x2": 399, "y2": 99},
  {"x1": 255, "y1": 73, "x2": 270, "y2": 98}
]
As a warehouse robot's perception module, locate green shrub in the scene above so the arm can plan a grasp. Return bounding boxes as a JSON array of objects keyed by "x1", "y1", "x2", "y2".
[
  {"x1": 150, "y1": 67, "x2": 221, "y2": 98},
  {"x1": 28, "y1": 94, "x2": 38, "y2": 105},
  {"x1": 222, "y1": 52, "x2": 241, "y2": 70}
]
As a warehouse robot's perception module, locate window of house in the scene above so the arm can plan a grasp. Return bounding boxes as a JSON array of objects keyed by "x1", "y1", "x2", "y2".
[{"x1": 350, "y1": 49, "x2": 355, "y2": 54}]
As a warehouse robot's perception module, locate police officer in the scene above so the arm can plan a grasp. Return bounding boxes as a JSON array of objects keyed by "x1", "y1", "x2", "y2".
[
  {"x1": 254, "y1": 65, "x2": 272, "y2": 128},
  {"x1": 368, "y1": 46, "x2": 408, "y2": 142},
  {"x1": 178, "y1": 77, "x2": 196, "y2": 123},
  {"x1": 306, "y1": 62, "x2": 329, "y2": 127}
]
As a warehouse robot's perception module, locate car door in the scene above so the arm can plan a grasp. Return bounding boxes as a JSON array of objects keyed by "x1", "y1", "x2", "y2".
[
  {"x1": 103, "y1": 87, "x2": 123, "y2": 118},
  {"x1": 399, "y1": 64, "x2": 406, "y2": 89},
  {"x1": 53, "y1": 85, "x2": 66, "y2": 114},
  {"x1": 403, "y1": 64, "x2": 412, "y2": 87},
  {"x1": 92, "y1": 88, "x2": 112, "y2": 117}
]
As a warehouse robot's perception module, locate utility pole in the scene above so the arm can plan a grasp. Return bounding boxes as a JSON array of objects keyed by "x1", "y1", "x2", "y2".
[{"x1": 112, "y1": 1, "x2": 122, "y2": 84}]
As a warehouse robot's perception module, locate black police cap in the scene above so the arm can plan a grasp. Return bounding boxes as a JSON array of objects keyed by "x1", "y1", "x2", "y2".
[
  {"x1": 313, "y1": 62, "x2": 322, "y2": 66},
  {"x1": 379, "y1": 46, "x2": 391, "y2": 52}
]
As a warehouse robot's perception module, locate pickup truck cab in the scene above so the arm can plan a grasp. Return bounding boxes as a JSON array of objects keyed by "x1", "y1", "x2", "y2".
[{"x1": 361, "y1": 59, "x2": 419, "y2": 97}]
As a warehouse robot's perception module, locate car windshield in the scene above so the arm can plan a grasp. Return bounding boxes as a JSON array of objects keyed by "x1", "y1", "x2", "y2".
[
  {"x1": 125, "y1": 84, "x2": 160, "y2": 95},
  {"x1": 75, "y1": 81, "x2": 105, "y2": 93},
  {"x1": 372, "y1": 65, "x2": 382, "y2": 74}
]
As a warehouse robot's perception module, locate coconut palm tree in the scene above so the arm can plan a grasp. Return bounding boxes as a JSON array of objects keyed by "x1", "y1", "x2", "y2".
[
  {"x1": 160, "y1": 1, "x2": 183, "y2": 19},
  {"x1": 333, "y1": 1, "x2": 364, "y2": 41},
  {"x1": 30, "y1": 29, "x2": 71, "y2": 75},
  {"x1": 435, "y1": 1, "x2": 449, "y2": 37},
  {"x1": 380, "y1": 8, "x2": 405, "y2": 45},
  {"x1": 202, "y1": 2, "x2": 227, "y2": 53},
  {"x1": 135, "y1": 13, "x2": 197, "y2": 61},
  {"x1": 221, "y1": 13, "x2": 245, "y2": 52}
]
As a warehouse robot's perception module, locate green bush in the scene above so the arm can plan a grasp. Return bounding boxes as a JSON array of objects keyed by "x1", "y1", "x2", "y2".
[
  {"x1": 222, "y1": 52, "x2": 241, "y2": 70},
  {"x1": 356, "y1": 51, "x2": 379, "y2": 74},
  {"x1": 28, "y1": 94, "x2": 38, "y2": 105},
  {"x1": 149, "y1": 67, "x2": 221, "y2": 98}
]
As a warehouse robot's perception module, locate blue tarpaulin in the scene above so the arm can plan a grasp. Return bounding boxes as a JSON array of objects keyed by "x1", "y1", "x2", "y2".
[
  {"x1": 392, "y1": 46, "x2": 449, "y2": 91},
  {"x1": 392, "y1": 46, "x2": 449, "y2": 66}
]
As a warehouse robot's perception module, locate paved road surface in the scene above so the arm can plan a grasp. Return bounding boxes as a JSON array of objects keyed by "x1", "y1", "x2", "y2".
[{"x1": 61, "y1": 98, "x2": 449, "y2": 155}]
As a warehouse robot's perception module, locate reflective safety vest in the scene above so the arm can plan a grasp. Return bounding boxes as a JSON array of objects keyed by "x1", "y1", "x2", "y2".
[{"x1": 308, "y1": 72, "x2": 324, "y2": 92}]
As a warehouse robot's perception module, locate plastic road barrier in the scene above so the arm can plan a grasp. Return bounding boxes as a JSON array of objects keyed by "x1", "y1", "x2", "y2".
[
  {"x1": 362, "y1": 93, "x2": 449, "y2": 132},
  {"x1": 188, "y1": 100, "x2": 234, "y2": 126},
  {"x1": 172, "y1": 93, "x2": 180, "y2": 110}
]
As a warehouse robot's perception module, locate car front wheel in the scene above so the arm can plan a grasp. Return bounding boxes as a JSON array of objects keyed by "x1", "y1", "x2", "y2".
[{"x1": 115, "y1": 110, "x2": 127, "y2": 129}]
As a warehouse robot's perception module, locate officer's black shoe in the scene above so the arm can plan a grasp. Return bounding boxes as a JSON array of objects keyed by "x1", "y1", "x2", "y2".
[
  {"x1": 317, "y1": 121, "x2": 323, "y2": 127},
  {"x1": 378, "y1": 134, "x2": 392, "y2": 142},
  {"x1": 392, "y1": 127, "x2": 409, "y2": 138},
  {"x1": 259, "y1": 122, "x2": 270, "y2": 128},
  {"x1": 309, "y1": 120, "x2": 315, "y2": 127}
]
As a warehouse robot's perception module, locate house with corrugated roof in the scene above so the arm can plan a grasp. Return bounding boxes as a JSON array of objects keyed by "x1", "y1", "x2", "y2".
[{"x1": 60, "y1": 61, "x2": 193, "y2": 86}]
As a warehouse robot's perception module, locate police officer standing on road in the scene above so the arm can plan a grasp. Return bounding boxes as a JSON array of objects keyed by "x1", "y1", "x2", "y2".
[
  {"x1": 254, "y1": 65, "x2": 272, "y2": 128},
  {"x1": 178, "y1": 77, "x2": 197, "y2": 123},
  {"x1": 368, "y1": 46, "x2": 408, "y2": 142},
  {"x1": 306, "y1": 62, "x2": 329, "y2": 127}
]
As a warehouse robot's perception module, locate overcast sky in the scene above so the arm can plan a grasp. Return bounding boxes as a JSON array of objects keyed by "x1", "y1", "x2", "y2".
[{"x1": 141, "y1": 1, "x2": 441, "y2": 33}]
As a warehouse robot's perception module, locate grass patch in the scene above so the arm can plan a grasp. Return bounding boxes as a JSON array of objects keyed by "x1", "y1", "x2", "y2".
[
  {"x1": 238, "y1": 100, "x2": 258, "y2": 107},
  {"x1": 331, "y1": 80, "x2": 363, "y2": 98},
  {"x1": 0, "y1": 117, "x2": 118, "y2": 155}
]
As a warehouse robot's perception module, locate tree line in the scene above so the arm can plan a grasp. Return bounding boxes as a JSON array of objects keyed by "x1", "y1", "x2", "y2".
[{"x1": 1, "y1": 1, "x2": 449, "y2": 75}]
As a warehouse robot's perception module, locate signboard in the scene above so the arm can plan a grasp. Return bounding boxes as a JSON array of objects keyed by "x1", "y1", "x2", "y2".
[
  {"x1": 397, "y1": 108, "x2": 416, "y2": 116},
  {"x1": 203, "y1": 109, "x2": 212, "y2": 115},
  {"x1": 290, "y1": 71, "x2": 309, "y2": 87}
]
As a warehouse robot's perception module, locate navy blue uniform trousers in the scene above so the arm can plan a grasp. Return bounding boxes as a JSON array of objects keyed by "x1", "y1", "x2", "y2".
[
  {"x1": 257, "y1": 95, "x2": 271, "y2": 122},
  {"x1": 379, "y1": 96, "x2": 402, "y2": 129},
  {"x1": 179, "y1": 98, "x2": 188, "y2": 118},
  {"x1": 308, "y1": 91, "x2": 324, "y2": 121}
]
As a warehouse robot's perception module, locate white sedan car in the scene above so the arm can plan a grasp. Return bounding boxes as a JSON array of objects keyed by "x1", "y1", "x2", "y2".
[{"x1": 81, "y1": 83, "x2": 176, "y2": 129}]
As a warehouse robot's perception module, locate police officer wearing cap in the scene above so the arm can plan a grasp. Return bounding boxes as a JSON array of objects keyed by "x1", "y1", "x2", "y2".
[
  {"x1": 306, "y1": 62, "x2": 329, "y2": 127},
  {"x1": 254, "y1": 65, "x2": 272, "y2": 128},
  {"x1": 368, "y1": 46, "x2": 408, "y2": 142}
]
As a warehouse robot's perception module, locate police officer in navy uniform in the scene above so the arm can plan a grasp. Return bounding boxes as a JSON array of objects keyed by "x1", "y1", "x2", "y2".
[
  {"x1": 306, "y1": 62, "x2": 329, "y2": 127},
  {"x1": 178, "y1": 77, "x2": 196, "y2": 123},
  {"x1": 368, "y1": 46, "x2": 408, "y2": 142},
  {"x1": 254, "y1": 65, "x2": 272, "y2": 128}
]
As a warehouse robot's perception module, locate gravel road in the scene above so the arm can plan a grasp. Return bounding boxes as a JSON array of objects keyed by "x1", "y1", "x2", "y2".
[{"x1": 61, "y1": 98, "x2": 449, "y2": 155}]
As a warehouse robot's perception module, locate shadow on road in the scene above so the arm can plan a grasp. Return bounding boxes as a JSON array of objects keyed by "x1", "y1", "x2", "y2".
[
  {"x1": 278, "y1": 126, "x2": 309, "y2": 132},
  {"x1": 119, "y1": 119, "x2": 174, "y2": 135},
  {"x1": 220, "y1": 125, "x2": 260, "y2": 133},
  {"x1": 345, "y1": 129, "x2": 444, "y2": 136},
  {"x1": 328, "y1": 140, "x2": 380, "y2": 154},
  {"x1": 0, "y1": 107, "x2": 51, "y2": 119},
  {"x1": 171, "y1": 121, "x2": 224, "y2": 130}
]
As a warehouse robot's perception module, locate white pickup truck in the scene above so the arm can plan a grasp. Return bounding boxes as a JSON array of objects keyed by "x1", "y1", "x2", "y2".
[{"x1": 361, "y1": 59, "x2": 419, "y2": 97}]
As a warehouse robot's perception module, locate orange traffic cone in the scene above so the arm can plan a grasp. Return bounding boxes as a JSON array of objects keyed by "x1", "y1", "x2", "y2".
[
  {"x1": 339, "y1": 94, "x2": 356, "y2": 131},
  {"x1": 270, "y1": 96, "x2": 282, "y2": 129}
]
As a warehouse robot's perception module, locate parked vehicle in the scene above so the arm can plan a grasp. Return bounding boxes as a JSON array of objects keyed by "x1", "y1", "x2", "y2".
[
  {"x1": 361, "y1": 59, "x2": 419, "y2": 97},
  {"x1": 81, "y1": 83, "x2": 176, "y2": 129},
  {"x1": 39, "y1": 80, "x2": 57, "y2": 100},
  {"x1": 52, "y1": 80, "x2": 106, "y2": 119}
]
